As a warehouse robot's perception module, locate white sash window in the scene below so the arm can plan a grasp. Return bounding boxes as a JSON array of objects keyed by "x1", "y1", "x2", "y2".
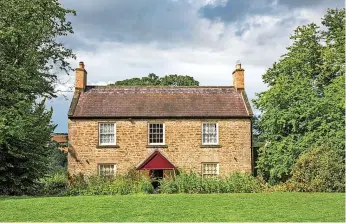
[
  {"x1": 99, "y1": 123, "x2": 116, "y2": 145},
  {"x1": 202, "y1": 123, "x2": 219, "y2": 145},
  {"x1": 98, "y1": 164, "x2": 117, "y2": 176}
]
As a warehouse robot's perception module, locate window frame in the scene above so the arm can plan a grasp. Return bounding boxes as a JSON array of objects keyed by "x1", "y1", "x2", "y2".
[
  {"x1": 148, "y1": 122, "x2": 165, "y2": 145},
  {"x1": 98, "y1": 163, "x2": 117, "y2": 177},
  {"x1": 201, "y1": 122, "x2": 219, "y2": 145},
  {"x1": 98, "y1": 122, "x2": 116, "y2": 146},
  {"x1": 201, "y1": 162, "x2": 219, "y2": 177}
]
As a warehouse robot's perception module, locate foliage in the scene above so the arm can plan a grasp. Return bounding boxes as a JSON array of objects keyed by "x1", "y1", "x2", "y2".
[
  {"x1": 220, "y1": 173, "x2": 264, "y2": 193},
  {"x1": 290, "y1": 145, "x2": 345, "y2": 192},
  {"x1": 0, "y1": 193, "x2": 344, "y2": 222},
  {"x1": 263, "y1": 182, "x2": 296, "y2": 192},
  {"x1": 252, "y1": 116, "x2": 265, "y2": 148},
  {"x1": 110, "y1": 73, "x2": 199, "y2": 86},
  {"x1": 253, "y1": 9, "x2": 345, "y2": 183},
  {"x1": 65, "y1": 173, "x2": 154, "y2": 195},
  {"x1": 252, "y1": 116, "x2": 264, "y2": 176},
  {"x1": 159, "y1": 171, "x2": 264, "y2": 194},
  {"x1": 47, "y1": 143, "x2": 67, "y2": 175},
  {"x1": 41, "y1": 170, "x2": 68, "y2": 196},
  {"x1": 55, "y1": 171, "x2": 266, "y2": 195},
  {"x1": 0, "y1": 102, "x2": 56, "y2": 195},
  {"x1": 0, "y1": 0, "x2": 75, "y2": 194}
]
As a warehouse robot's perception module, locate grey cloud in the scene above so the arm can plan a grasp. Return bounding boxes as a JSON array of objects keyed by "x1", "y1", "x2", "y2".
[
  {"x1": 58, "y1": 0, "x2": 343, "y2": 50},
  {"x1": 60, "y1": 0, "x2": 198, "y2": 48},
  {"x1": 277, "y1": 0, "x2": 344, "y2": 9},
  {"x1": 199, "y1": 0, "x2": 276, "y2": 23},
  {"x1": 199, "y1": 0, "x2": 343, "y2": 40},
  {"x1": 199, "y1": 0, "x2": 343, "y2": 24}
]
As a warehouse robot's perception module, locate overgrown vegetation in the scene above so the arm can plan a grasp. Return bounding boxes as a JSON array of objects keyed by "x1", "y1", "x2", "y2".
[
  {"x1": 38, "y1": 164, "x2": 346, "y2": 196},
  {"x1": 38, "y1": 171, "x2": 267, "y2": 196},
  {"x1": 253, "y1": 8, "x2": 345, "y2": 184},
  {"x1": 34, "y1": 170, "x2": 305, "y2": 196},
  {"x1": 159, "y1": 172, "x2": 264, "y2": 194},
  {"x1": 66, "y1": 174, "x2": 154, "y2": 196}
]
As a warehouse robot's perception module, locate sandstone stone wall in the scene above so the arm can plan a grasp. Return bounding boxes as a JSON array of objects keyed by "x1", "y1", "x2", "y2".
[{"x1": 68, "y1": 119, "x2": 252, "y2": 177}]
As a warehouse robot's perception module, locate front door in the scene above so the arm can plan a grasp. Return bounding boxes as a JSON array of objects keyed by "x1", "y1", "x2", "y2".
[{"x1": 150, "y1": 169, "x2": 163, "y2": 190}]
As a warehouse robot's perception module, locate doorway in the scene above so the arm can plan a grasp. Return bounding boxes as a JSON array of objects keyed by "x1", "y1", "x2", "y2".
[{"x1": 149, "y1": 169, "x2": 163, "y2": 190}]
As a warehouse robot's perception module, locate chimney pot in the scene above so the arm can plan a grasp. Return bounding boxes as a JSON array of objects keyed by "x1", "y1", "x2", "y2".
[
  {"x1": 79, "y1": 61, "x2": 85, "y2": 69},
  {"x1": 236, "y1": 60, "x2": 241, "y2": 69}
]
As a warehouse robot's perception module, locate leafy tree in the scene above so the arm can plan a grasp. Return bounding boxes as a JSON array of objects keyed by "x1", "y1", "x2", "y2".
[
  {"x1": 0, "y1": 0, "x2": 75, "y2": 195},
  {"x1": 110, "y1": 73, "x2": 199, "y2": 86},
  {"x1": 253, "y1": 9, "x2": 345, "y2": 184}
]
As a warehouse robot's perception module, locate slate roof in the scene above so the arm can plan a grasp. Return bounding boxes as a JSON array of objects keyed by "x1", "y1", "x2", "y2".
[{"x1": 68, "y1": 86, "x2": 253, "y2": 118}]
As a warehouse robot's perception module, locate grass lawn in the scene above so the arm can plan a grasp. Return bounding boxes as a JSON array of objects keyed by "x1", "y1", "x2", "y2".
[{"x1": 0, "y1": 192, "x2": 344, "y2": 222}]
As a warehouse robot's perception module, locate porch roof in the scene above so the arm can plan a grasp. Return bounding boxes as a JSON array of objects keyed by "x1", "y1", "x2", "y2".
[{"x1": 136, "y1": 150, "x2": 176, "y2": 170}]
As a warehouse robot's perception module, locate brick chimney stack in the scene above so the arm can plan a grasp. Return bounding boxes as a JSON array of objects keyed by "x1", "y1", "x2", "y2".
[
  {"x1": 75, "y1": 61, "x2": 87, "y2": 90},
  {"x1": 232, "y1": 61, "x2": 244, "y2": 90}
]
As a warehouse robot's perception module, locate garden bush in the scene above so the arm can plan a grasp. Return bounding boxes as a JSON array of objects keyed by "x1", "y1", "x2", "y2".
[
  {"x1": 263, "y1": 182, "x2": 296, "y2": 192},
  {"x1": 41, "y1": 171, "x2": 68, "y2": 196},
  {"x1": 220, "y1": 173, "x2": 264, "y2": 193},
  {"x1": 290, "y1": 145, "x2": 345, "y2": 192},
  {"x1": 65, "y1": 173, "x2": 155, "y2": 195},
  {"x1": 41, "y1": 169, "x2": 336, "y2": 195},
  {"x1": 159, "y1": 171, "x2": 265, "y2": 194}
]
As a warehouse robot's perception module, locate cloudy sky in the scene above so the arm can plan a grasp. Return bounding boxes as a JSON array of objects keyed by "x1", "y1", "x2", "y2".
[{"x1": 49, "y1": 0, "x2": 344, "y2": 133}]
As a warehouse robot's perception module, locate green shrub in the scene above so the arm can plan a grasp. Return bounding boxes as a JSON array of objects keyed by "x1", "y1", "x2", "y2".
[
  {"x1": 290, "y1": 145, "x2": 345, "y2": 192},
  {"x1": 201, "y1": 177, "x2": 220, "y2": 193},
  {"x1": 221, "y1": 173, "x2": 264, "y2": 193},
  {"x1": 159, "y1": 171, "x2": 264, "y2": 194},
  {"x1": 139, "y1": 179, "x2": 155, "y2": 194},
  {"x1": 176, "y1": 171, "x2": 202, "y2": 193},
  {"x1": 44, "y1": 170, "x2": 268, "y2": 195},
  {"x1": 41, "y1": 171, "x2": 68, "y2": 195},
  {"x1": 65, "y1": 173, "x2": 154, "y2": 195},
  {"x1": 68, "y1": 172, "x2": 88, "y2": 189},
  {"x1": 159, "y1": 178, "x2": 179, "y2": 193},
  {"x1": 108, "y1": 177, "x2": 134, "y2": 195},
  {"x1": 264, "y1": 182, "x2": 296, "y2": 192}
]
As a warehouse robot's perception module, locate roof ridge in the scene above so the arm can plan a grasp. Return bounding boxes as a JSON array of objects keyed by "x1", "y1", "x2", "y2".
[{"x1": 86, "y1": 85, "x2": 235, "y2": 89}]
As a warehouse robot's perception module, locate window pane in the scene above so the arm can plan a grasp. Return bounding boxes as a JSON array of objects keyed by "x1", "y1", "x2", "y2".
[
  {"x1": 202, "y1": 123, "x2": 217, "y2": 144},
  {"x1": 149, "y1": 123, "x2": 164, "y2": 144},
  {"x1": 99, "y1": 123, "x2": 115, "y2": 145},
  {"x1": 99, "y1": 164, "x2": 116, "y2": 176},
  {"x1": 100, "y1": 123, "x2": 114, "y2": 134},
  {"x1": 100, "y1": 124, "x2": 105, "y2": 134},
  {"x1": 202, "y1": 163, "x2": 219, "y2": 177},
  {"x1": 109, "y1": 134, "x2": 114, "y2": 144},
  {"x1": 100, "y1": 134, "x2": 105, "y2": 144}
]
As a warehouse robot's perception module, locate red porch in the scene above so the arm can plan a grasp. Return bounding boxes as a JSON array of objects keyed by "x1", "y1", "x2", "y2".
[{"x1": 136, "y1": 150, "x2": 176, "y2": 179}]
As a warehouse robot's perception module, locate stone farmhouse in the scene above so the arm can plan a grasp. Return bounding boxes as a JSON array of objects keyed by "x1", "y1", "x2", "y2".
[{"x1": 68, "y1": 62, "x2": 253, "y2": 179}]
